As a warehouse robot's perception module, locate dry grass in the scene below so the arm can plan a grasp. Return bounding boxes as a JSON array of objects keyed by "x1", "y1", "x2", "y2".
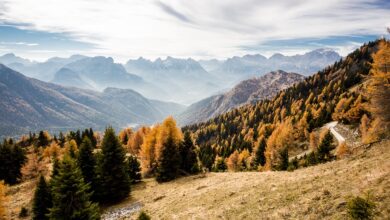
[
  {"x1": 104, "y1": 140, "x2": 390, "y2": 220},
  {"x1": 6, "y1": 140, "x2": 389, "y2": 220}
]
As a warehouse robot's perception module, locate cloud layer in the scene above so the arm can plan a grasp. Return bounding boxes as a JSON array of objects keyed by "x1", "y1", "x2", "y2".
[{"x1": 0, "y1": 0, "x2": 389, "y2": 61}]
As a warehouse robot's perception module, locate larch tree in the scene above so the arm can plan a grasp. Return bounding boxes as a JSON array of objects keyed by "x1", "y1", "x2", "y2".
[
  {"x1": 367, "y1": 39, "x2": 390, "y2": 135},
  {"x1": 0, "y1": 181, "x2": 7, "y2": 219},
  {"x1": 139, "y1": 124, "x2": 160, "y2": 177},
  {"x1": 226, "y1": 150, "x2": 240, "y2": 171},
  {"x1": 265, "y1": 120, "x2": 294, "y2": 170}
]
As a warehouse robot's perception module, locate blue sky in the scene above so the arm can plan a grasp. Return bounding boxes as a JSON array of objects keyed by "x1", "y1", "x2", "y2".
[{"x1": 0, "y1": 0, "x2": 389, "y2": 62}]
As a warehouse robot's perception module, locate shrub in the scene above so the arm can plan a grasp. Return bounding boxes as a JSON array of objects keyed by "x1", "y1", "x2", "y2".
[
  {"x1": 347, "y1": 195, "x2": 376, "y2": 220},
  {"x1": 19, "y1": 207, "x2": 28, "y2": 218},
  {"x1": 137, "y1": 211, "x2": 151, "y2": 220}
]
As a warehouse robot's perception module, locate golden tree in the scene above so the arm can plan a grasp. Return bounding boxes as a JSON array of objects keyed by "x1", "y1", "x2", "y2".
[
  {"x1": 368, "y1": 40, "x2": 390, "y2": 130},
  {"x1": 139, "y1": 125, "x2": 160, "y2": 177},
  {"x1": 265, "y1": 119, "x2": 294, "y2": 170},
  {"x1": 127, "y1": 127, "x2": 149, "y2": 155},
  {"x1": 0, "y1": 181, "x2": 7, "y2": 219},
  {"x1": 226, "y1": 150, "x2": 240, "y2": 171}
]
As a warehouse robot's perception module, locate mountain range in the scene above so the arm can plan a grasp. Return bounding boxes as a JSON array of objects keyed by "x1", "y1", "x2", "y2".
[
  {"x1": 0, "y1": 64, "x2": 184, "y2": 137},
  {"x1": 204, "y1": 48, "x2": 341, "y2": 87},
  {"x1": 177, "y1": 70, "x2": 305, "y2": 125},
  {"x1": 0, "y1": 49, "x2": 341, "y2": 105}
]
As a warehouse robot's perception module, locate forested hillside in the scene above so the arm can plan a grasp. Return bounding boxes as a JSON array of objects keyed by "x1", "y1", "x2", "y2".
[{"x1": 184, "y1": 39, "x2": 387, "y2": 171}]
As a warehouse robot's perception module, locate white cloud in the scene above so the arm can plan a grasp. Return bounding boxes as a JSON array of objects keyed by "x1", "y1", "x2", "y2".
[
  {"x1": 0, "y1": 41, "x2": 39, "y2": 46},
  {"x1": 0, "y1": 0, "x2": 389, "y2": 61}
]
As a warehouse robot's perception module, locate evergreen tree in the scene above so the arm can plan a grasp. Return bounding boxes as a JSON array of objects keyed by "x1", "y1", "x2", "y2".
[
  {"x1": 213, "y1": 156, "x2": 227, "y2": 172},
  {"x1": 179, "y1": 132, "x2": 199, "y2": 174},
  {"x1": 77, "y1": 137, "x2": 96, "y2": 191},
  {"x1": 89, "y1": 128, "x2": 97, "y2": 147},
  {"x1": 198, "y1": 144, "x2": 215, "y2": 171},
  {"x1": 96, "y1": 127, "x2": 130, "y2": 203},
  {"x1": 0, "y1": 141, "x2": 26, "y2": 184},
  {"x1": 51, "y1": 158, "x2": 60, "y2": 180},
  {"x1": 305, "y1": 152, "x2": 318, "y2": 166},
  {"x1": 156, "y1": 136, "x2": 180, "y2": 182},
  {"x1": 254, "y1": 137, "x2": 266, "y2": 167},
  {"x1": 277, "y1": 147, "x2": 289, "y2": 171},
  {"x1": 58, "y1": 132, "x2": 65, "y2": 147},
  {"x1": 126, "y1": 155, "x2": 141, "y2": 183},
  {"x1": 317, "y1": 131, "x2": 334, "y2": 162},
  {"x1": 32, "y1": 175, "x2": 52, "y2": 220},
  {"x1": 37, "y1": 131, "x2": 50, "y2": 147},
  {"x1": 77, "y1": 138, "x2": 94, "y2": 178},
  {"x1": 48, "y1": 156, "x2": 100, "y2": 220}
]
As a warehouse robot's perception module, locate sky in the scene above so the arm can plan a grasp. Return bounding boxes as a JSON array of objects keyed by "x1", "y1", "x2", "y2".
[{"x1": 0, "y1": 0, "x2": 389, "y2": 62}]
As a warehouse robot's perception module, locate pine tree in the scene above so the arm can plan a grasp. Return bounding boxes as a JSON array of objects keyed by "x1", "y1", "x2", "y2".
[
  {"x1": 277, "y1": 147, "x2": 289, "y2": 171},
  {"x1": 77, "y1": 137, "x2": 96, "y2": 190},
  {"x1": 96, "y1": 127, "x2": 130, "y2": 203},
  {"x1": 156, "y1": 136, "x2": 180, "y2": 182},
  {"x1": 37, "y1": 131, "x2": 50, "y2": 147},
  {"x1": 32, "y1": 175, "x2": 52, "y2": 220},
  {"x1": 198, "y1": 144, "x2": 215, "y2": 171},
  {"x1": 0, "y1": 141, "x2": 26, "y2": 184},
  {"x1": 48, "y1": 156, "x2": 100, "y2": 220},
  {"x1": 51, "y1": 158, "x2": 60, "y2": 180},
  {"x1": 213, "y1": 156, "x2": 227, "y2": 172},
  {"x1": 127, "y1": 155, "x2": 141, "y2": 183},
  {"x1": 179, "y1": 132, "x2": 199, "y2": 174},
  {"x1": 317, "y1": 130, "x2": 334, "y2": 162},
  {"x1": 58, "y1": 132, "x2": 66, "y2": 147},
  {"x1": 254, "y1": 136, "x2": 266, "y2": 167}
]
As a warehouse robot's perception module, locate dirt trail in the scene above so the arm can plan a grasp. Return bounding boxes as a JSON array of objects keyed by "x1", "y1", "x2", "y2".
[
  {"x1": 292, "y1": 121, "x2": 346, "y2": 160},
  {"x1": 325, "y1": 121, "x2": 345, "y2": 144}
]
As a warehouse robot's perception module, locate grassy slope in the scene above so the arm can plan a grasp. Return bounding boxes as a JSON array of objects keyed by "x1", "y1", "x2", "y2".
[{"x1": 105, "y1": 140, "x2": 390, "y2": 220}]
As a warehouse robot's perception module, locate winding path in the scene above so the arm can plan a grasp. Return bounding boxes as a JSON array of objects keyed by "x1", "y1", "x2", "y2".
[
  {"x1": 325, "y1": 121, "x2": 345, "y2": 144},
  {"x1": 291, "y1": 121, "x2": 346, "y2": 160}
]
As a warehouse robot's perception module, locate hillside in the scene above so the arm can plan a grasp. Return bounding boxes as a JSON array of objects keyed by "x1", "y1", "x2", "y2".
[
  {"x1": 101, "y1": 139, "x2": 390, "y2": 219},
  {"x1": 177, "y1": 70, "x2": 305, "y2": 125},
  {"x1": 183, "y1": 40, "x2": 378, "y2": 162},
  {"x1": 0, "y1": 64, "x2": 184, "y2": 138}
]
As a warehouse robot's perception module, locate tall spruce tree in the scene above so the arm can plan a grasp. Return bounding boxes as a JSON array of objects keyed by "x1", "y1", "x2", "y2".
[
  {"x1": 199, "y1": 144, "x2": 215, "y2": 171},
  {"x1": 0, "y1": 141, "x2": 26, "y2": 184},
  {"x1": 254, "y1": 137, "x2": 266, "y2": 167},
  {"x1": 179, "y1": 132, "x2": 199, "y2": 174},
  {"x1": 277, "y1": 147, "x2": 289, "y2": 171},
  {"x1": 96, "y1": 127, "x2": 130, "y2": 203},
  {"x1": 126, "y1": 155, "x2": 141, "y2": 183},
  {"x1": 317, "y1": 131, "x2": 334, "y2": 162},
  {"x1": 32, "y1": 175, "x2": 52, "y2": 220},
  {"x1": 156, "y1": 136, "x2": 180, "y2": 182},
  {"x1": 78, "y1": 137, "x2": 96, "y2": 186},
  {"x1": 48, "y1": 156, "x2": 99, "y2": 220}
]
